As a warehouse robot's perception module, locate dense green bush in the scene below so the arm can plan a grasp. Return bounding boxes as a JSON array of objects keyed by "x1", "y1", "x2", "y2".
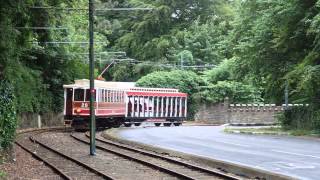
[
  {"x1": 0, "y1": 80, "x2": 17, "y2": 150},
  {"x1": 202, "y1": 59, "x2": 236, "y2": 84},
  {"x1": 197, "y1": 59, "x2": 263, "y2": 104},
  {"x1": 195, "y1": 81, "x2": 263, "y2": 104},
  {"x1": 136, "y1": 70, "x2": 202, "y2": 95},
  {"x1": 136, "y1": 70, "x2": 203, "y2": 119},
  {"x1": 278, "y1": 106, "x2": 320, "y2": 132}
]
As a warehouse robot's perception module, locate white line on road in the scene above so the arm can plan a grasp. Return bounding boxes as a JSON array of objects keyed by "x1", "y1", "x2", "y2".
[
  {"x1": 272, "y1": 149, "x2": 320, "y2": 159},
  {"x1": 214, "y1": 140, "x2": 251, "y2": 148}
]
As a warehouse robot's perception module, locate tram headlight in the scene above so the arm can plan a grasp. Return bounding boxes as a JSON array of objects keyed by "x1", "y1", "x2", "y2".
[{"x1": 76, "y1": 108, "x2": 82, "y2": 113}]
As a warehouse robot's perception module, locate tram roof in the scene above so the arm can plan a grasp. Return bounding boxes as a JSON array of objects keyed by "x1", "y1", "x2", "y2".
[
  {"x1": 63, "y1": 79, "x2": 136, "y2": 89},
  {"x1": 63, "y1": 79, "x2": 180, "y2": 93}
]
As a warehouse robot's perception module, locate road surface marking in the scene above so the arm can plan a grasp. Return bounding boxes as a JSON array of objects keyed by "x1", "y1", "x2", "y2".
[
  {"x1": 271, "y1": 162, "x2": 315, "y2": 169},
  {"x1": 272, "y1": 149, "x2": 320, "y2": 159},
  {"x1": 214, "y1": 140, "x2": 251, "y2": 148}
]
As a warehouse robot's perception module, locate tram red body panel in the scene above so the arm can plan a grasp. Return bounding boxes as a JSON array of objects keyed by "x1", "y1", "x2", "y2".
[{"x1": 72, "y1": 101, "x2": 126, "y2": 116}]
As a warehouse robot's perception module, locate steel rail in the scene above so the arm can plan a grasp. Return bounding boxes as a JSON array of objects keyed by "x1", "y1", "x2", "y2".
[
  {"x1": 15, "y1": 140, "x2": 72, "y2": 180},
  {"x1": 16, "y1": 127, "x2": 71, "y2": 135},
  {"x1": 90, "y1": 132, "x2": 240, "y2": 180},
  {"x1": 15, "y1": 128, "x2": 72, "y2": 180},
  {"x1": 30, "y1": 135, "x2": 115, "y2": 180},
  {"x1": 71, "y1": 133, "x2": 197, "y2": 180}
]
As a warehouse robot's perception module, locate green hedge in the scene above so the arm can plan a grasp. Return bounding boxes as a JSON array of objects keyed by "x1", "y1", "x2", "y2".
[
  {"x1": 0, "y1": 80, "x2": 17, "y2": 150},
  {"x1": 194, "y1": 81, "x2": 263, "y2": 104},
  {"x1": 278, "y1": 106, "x2": 320, "y2": 132}
]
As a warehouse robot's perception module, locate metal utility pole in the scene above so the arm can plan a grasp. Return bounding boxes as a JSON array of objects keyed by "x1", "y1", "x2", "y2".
[
  {"x1": 284, "y1": 62, "x2": 289, "y2": 110},
  {"x1": 285, "y1": 80, "x2": 289, "y2": 110},
  {"x1": 89, "y1": 0, "x2": 96, "y2": 156},
  {"x1": 180, "y1": 53, "x2": 183, "y2": 70}
]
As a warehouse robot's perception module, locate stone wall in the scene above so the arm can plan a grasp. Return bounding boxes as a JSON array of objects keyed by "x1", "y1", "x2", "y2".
[
  {"x1": 195, "y1": 101, "x2": 308, "y2": 125},
  {"x1": 18, "y1": 112, "x2": 64, "y2": 129}
]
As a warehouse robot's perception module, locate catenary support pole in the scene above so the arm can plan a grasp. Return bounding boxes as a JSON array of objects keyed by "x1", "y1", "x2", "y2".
[
  {"x1": 89, "y1": 0, "x2": 96, "y2": 156},
  {"x1": 37, "y1": 114, "x2": 42, "y2": 128},
  {"x1": 285, "y1": 80, "x2": 289, "y2": 110},
  {"x1": 180, "y1": 53, "x2": 183, "y2": 70}
]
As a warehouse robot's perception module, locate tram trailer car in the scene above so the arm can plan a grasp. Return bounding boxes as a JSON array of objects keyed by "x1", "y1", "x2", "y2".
[{"x1": 63, "y1": 79, "x2": 188, "y2": 130}]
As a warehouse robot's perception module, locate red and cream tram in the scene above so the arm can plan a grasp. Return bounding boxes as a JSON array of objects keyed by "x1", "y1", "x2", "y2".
[{"x1": 63, "y1": 79, "x2": 187, "y2": 129}]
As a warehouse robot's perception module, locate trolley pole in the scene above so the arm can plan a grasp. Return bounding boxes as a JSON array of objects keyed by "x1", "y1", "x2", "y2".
[{"x1": 89, "y1": 0, "x2": 96, "y2": 155}]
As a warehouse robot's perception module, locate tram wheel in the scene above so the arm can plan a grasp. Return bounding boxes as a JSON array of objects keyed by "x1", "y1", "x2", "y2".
[
  {"x1": 134, "y1": 123, "x2": 141, "y2": 126},
  {"x1": 163, "y1": 123, "x2": 172, "y2": 127},
  {"x1": 112, "y1": 123, "x2": 121, "y2": 128},
  {"x1": 154, "y1": 123, "x2": 161, "y2": 127},
  {"x1": 173, "y1": 123, "x2": 181, "y2": 126},
  {"x1": 124, "y1": 123, "x2": 132, "y2": 127}
]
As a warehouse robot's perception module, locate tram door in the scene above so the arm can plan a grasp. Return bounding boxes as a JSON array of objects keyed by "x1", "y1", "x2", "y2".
[{"x1": 66, "y1": 88, "x2": 73, "y2": 115}]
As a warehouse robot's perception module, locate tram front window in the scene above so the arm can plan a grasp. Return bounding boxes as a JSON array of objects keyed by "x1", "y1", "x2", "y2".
[{"x1": 74, "y1": 89, "x2": 85, "y2": 101}]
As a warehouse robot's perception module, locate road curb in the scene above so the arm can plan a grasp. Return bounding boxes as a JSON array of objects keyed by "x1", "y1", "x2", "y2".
[
  {"x1": 229, "y1": 123, "x2": 277, "y2": 126},
  {"x1": 225, "y1": 130, "x2": 290, "y2": 136},
  {"x1": 102, "y1": 128, "x2": 296, "y2": 180}
]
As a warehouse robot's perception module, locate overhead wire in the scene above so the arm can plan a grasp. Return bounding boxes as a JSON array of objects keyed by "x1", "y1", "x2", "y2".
[
  {"x1": 30, "y1": 6, "x2": 153, "y2": 12},
  {"x1": 15, "y1": 27, "x2": 68, "y2": 30},
  {"x1": 28, "y1": 5, "x2": 213, "y2": 70}
]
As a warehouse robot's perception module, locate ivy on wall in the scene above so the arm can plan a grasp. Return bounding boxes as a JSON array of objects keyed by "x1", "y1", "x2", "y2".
[{"x1": 0, "y1": 80, "x2": 17, "y2": 150}]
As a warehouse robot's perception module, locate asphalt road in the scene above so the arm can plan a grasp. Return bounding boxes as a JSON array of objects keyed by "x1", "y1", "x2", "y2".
[{"x1": 118, "y1": 125, "x2": 320, "y2": 180}]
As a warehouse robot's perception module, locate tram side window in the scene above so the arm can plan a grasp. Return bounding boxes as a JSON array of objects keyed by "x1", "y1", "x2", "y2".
[
  {"x1": 74, "y1": 89, "x2": 84, "y2": 101},
  {"x1": 114, "y1": 91, "x2": 117, "y2": 102},
  {"x1": 181, "y1": 98, "x2": 186, "y2": 116},
  {"x1": 98, "y1": 89, "x2": 105, "y2": 102},
  {"x1": 109, "y1": 91, "x2": 113, "y2": 102},
  {"x1": 85, "y1": 89, "x2": 96, "y2": 101}
]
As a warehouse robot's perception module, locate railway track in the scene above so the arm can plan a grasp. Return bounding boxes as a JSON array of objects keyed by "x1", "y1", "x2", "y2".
[
  {"x1": 71, "y1": 132, "x2": 241, "y2": 180},
  {"x1": 15, "y1": 128, "x2": 112, "y2": 180},
  {"x1": 15, "y1": 128, "x2": 242, "y2": 179},
  {"x1": 20, "y1": 130, "x2": 181, "y2": 179}
]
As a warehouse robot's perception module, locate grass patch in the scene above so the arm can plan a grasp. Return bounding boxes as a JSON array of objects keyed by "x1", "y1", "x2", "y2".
[
  {"x1": 224, "y1": 126, "x2": 320, "y2": 137},
  {"x1": 0, "y1": 150, "x2": 8, "y2": 180},
  {"x1": 0, "y1": 170, "x2": 6, "y2": 179}
]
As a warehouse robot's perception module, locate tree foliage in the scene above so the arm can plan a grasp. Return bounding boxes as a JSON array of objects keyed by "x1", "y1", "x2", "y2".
[
  {"x1": 0, "y1": 80, "x2": 17, "y2": 150},
  {"x1": 99, "y1": 0, "x2": 234, "y2": 80},
  {"x1": 195, "y1": 81, "x2": 263, "y2": 104},
  {"x1": 230, "y1": 0, "x2": 320, "y2": 104},
  {"x1": 0, "y1": 0, "x2": 105, "y2": 113},
  {"x1": 2, "y1": 0, "x2": 320, "y2": 129}
]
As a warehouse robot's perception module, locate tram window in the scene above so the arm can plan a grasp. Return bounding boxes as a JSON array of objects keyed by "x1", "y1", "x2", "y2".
[
  {"x1": 85, "y1": 89, "x2": 96, "y2": 101},
  {"x1": 74, "y1": 89, "x2": 84, "y2": 101},
  {"x1": 104, "y1": 89, "x2": 108, "y2": 102},
  {"x1": 116, "y1": 91, "x2": 120, "y2": 102},
  {"x1": 181, "y1": 98, "x2": 186, "y2": 107},
  {"x1": 115, "y1": 91, "x2": 118, "y2": 102},
  {"x1": 107, "y1": 90, "x2": 111, "y2": 102},
  {"x1": 110, "y1": 91, "x2": 113, "y2": 102},
  {"x1": 98, "y1": 89, "x2": 104, "y2": 102}
]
